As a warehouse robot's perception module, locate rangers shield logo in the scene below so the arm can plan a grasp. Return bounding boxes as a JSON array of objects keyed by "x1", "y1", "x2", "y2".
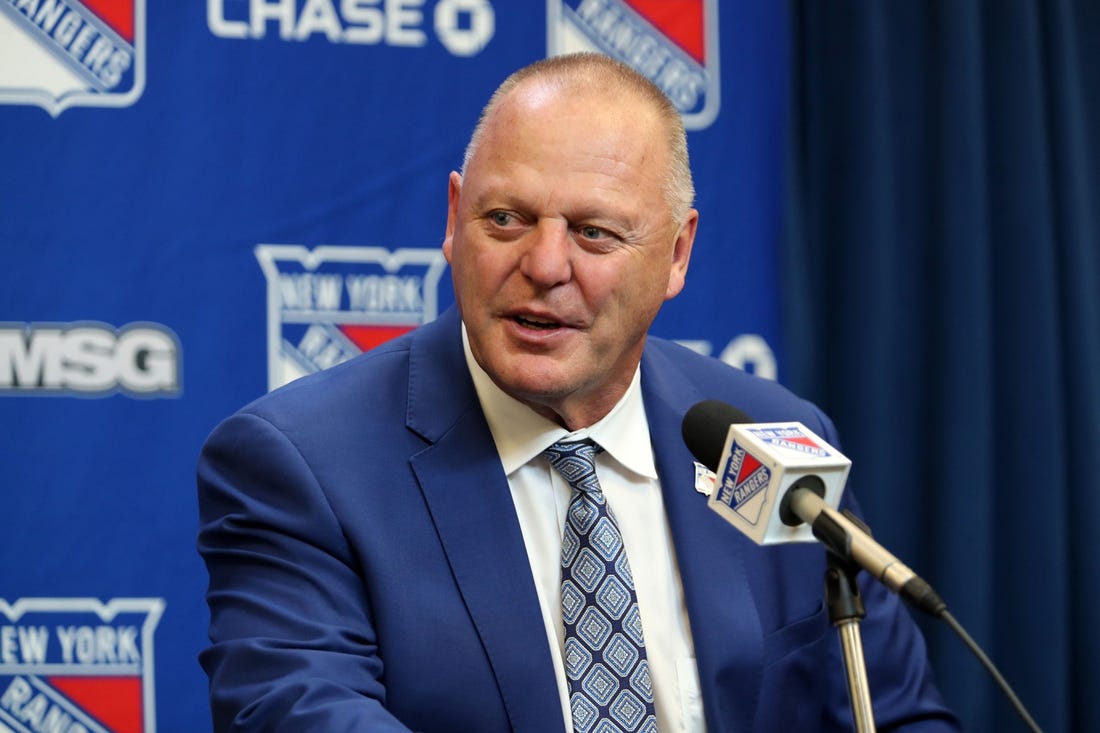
[
  {"x1": 0, "y1": 0, "x2": 145, "y2": 116},
  {"x1": 747, "y1": 426, "x2": 830, "y2": 458},
  {"x1": 716, "y1": 443, "x2": 771, "y2": 525},
  {"x1": 546, "y1": 0, "x2": 720, "y2": 129},
  {"x1": 0, "y1": 597, "x2": 164, "y2": 733},
  {"x1": 256, "y1": 244, "x2": 449, "y2": 392}
]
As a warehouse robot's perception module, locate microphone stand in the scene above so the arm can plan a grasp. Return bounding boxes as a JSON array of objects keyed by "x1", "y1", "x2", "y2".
[{"x1": 825, "y1": 550, "x2": 876, "y2": 733}]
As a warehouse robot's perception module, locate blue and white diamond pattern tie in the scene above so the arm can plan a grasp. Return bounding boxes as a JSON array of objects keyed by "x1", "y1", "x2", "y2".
[{"x1": 544, "y1": 440, "x2": 658, "y2": 733}]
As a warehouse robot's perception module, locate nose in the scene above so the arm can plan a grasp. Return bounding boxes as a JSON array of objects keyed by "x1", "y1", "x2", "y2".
[{"x1": 520, "y1": 219, "x2": 573, "y2": 287}]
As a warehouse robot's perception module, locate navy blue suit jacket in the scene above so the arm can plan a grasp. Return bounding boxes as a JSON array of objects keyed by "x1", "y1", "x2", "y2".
[{"x1": 197, "y1": 307, "x2": 957, "y2": 732}]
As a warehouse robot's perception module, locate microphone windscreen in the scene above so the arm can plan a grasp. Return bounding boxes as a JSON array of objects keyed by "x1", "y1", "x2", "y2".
[{"x1": 681, "y1": 399, "x2": 753, "y2": 471}]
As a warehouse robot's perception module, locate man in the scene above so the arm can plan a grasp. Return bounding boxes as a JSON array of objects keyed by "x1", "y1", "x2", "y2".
[{"x1": 197, "y1": 53, "x2": 958, "y2": 732}]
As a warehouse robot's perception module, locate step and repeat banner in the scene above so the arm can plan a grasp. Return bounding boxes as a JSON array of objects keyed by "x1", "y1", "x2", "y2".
[{"x1": 0, "y1": 1, "x2": 788, "y2": 730}]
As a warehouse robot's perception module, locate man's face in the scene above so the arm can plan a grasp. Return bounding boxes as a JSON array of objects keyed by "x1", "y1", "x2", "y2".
[{"x1": 443, "y1": 82, "x2": 697, "y2": 429}]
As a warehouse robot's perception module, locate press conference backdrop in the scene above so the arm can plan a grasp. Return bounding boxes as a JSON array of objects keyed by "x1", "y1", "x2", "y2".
[
  {"x1": 1, "y1": 2, "x2": 788, "y2": 731},
  {"x1": 7, "y1": 1, "x2": 1095, "y2": 732}
]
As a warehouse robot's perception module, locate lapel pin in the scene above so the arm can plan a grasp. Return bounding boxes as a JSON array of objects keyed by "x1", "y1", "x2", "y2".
[{"x1": 693, "y1": 461, "x2": 716, "y2": 496}]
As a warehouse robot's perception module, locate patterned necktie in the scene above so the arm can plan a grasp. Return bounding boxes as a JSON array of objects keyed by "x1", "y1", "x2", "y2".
[{"x1": 543, "y1": 440, "x2": 658, "y2": 733}]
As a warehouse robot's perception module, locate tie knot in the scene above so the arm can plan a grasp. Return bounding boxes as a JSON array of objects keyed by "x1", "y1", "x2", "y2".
[{"x1": 543, "y1": 440, "x2": 603, "y2": 494}]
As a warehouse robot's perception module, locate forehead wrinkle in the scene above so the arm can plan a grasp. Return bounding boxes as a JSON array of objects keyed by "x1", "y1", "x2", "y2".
[
  {"x1": 492, "y1": 162, "x2": 644, "y2": 221},
  {"x1": 465, "y1": 83, "x2": 673, "y2": 226}
]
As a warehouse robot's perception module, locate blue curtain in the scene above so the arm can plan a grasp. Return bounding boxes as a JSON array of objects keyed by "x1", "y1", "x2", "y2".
[{"x1": 784, "y1": 2, "x2": 1100, "y2": 731}]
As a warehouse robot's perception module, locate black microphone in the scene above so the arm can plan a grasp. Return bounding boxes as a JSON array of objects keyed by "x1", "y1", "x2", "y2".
[{"x1": 681, "y1": 399, "x2": 945, "y2": 616}]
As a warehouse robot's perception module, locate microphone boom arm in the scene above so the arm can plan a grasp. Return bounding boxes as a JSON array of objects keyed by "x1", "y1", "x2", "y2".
[{"x1": 785, "y1": 488, "x2": 947, "y2": 616}]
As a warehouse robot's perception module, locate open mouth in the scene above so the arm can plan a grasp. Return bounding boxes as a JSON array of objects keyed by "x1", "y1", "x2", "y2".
[{"x1": 514, "y1": 315, "x2": 562, "y2": 331}]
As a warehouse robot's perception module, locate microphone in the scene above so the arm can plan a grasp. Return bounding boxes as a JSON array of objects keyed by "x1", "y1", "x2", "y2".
[
  {"x1": 683, "y1": 401, "x2": 1047, "y2": 731},
  {"x1": 681, "y1": 399, "x2": 945, "y2": 616}
]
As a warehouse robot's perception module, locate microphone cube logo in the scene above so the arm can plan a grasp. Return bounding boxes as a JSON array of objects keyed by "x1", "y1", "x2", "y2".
[
  {"x1": 0, "y1": 597, "x2": 164, "y2": 733},
  {"x1": 746, "y1": 426, "x2": 831, "y2": 458},
  {"x1": 546, "y1": 0, "x2": 720, "y2": 130},
  {"x1": 715, "y1": 443, "x2": 771, "y2": 526},
  {"x1": 0, "y1": 0, "x2": 146, "y2": 116},
  {"x1": 256, "y1": 245, "x2": 449, "y2": 392},
  {"x1": 707, "y1": 422, "x2": 851, "y2": 545}
]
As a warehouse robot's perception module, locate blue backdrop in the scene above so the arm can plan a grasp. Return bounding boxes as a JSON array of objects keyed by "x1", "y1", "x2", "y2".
[
  {"x1": 1, "y1": 2, "x2": 788, "y2": 731},
  {"x1": 6, "y1": 1, "x2": 1089, "y2": 731}
]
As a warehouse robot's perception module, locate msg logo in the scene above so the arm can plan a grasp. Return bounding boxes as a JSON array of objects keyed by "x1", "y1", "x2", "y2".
[{"x1": 0, "y1": 322, "x2": 181, "y2": 398}]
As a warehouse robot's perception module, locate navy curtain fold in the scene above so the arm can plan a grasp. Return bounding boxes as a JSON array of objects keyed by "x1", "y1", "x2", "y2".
[{"x1": 785, "y1": 1, "x2": 1100, "y2": 731}]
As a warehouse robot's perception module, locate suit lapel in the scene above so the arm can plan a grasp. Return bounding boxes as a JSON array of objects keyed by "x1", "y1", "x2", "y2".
[
  {"x1": 642, "y1": 347, "x2": 765, "y2": 733},
  {"x1": 406, "y1": 310, "x2": 565, "y2": 733},
  {"x1": 402, "y1": 315, "x2": 766, "y2": 732}
]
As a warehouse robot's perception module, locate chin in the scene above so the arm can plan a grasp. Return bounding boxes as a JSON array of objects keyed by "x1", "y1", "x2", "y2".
[
  {"x1": 501, "y1": 371, "x2": 572, "y2": 399},
  {"x1": 489, "y1": 363, "x2": 575, "y2": 401}
]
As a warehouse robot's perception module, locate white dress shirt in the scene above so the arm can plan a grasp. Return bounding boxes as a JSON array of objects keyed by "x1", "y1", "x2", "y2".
[{"x1": 462, "y1": 327, "x2": 706, "y2": 733}]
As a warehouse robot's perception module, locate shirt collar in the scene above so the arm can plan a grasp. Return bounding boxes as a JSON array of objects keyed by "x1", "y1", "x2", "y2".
[{"x1": 461, "y1": 324, "x2": 657, "y2": 480}]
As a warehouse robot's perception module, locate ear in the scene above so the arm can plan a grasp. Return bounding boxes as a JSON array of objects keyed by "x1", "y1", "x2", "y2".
[
  {"x1": 442, "y1": 171, "x2": 462, "y2": 264},
  {"x1": 664, "y1": 209, "x2": 698, "y2": 300}
]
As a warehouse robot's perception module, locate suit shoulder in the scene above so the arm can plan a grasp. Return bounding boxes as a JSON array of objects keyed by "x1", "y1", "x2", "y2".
[
  {"x1": 227, "y1": 332, "x2": 414, "y2": 431},
  {"x1": 643, "y1": 336, "x2": 834, "y2": 434},
  {"x1": 644, "y1": 335, "x2": 786, "y2": 394}
]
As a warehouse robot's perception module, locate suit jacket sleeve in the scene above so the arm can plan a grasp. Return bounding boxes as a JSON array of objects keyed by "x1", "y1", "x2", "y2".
[
  {"x1": 196, "y1": 312, "x2": 563, "y2": 733},
  {"x1": 197, "y1": 410, "x2": 414, "y2": 732}
]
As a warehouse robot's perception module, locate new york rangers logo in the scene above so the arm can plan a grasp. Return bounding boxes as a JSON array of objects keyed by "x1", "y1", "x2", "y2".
[
  {"x1": 0, "y1": 0, "x2": 145, "y2": 116},
  {"x1": 256, "y1": 244, "x2": 449, "y2": 392},
  {"x1": 748, "y1": 427, "x2": 830, "y2": 458},
  {"x1": 716, "y1": 443, "x2": 771, "y2": 525},
  {"x1": 546, "y1": 0, "x2": 720, "y2": 129},
  {"x1": 0, "y1": 597, "x2": 164, "y2": 733}
]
